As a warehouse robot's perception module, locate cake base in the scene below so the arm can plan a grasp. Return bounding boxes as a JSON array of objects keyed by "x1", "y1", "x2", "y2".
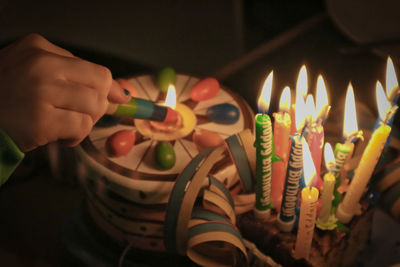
[
  {"x1": 57, "y1": 200, "x2": 196, "y2": 267},
  {"x1": 237, "y1": 209, "x2": 374, "y2": 267}
]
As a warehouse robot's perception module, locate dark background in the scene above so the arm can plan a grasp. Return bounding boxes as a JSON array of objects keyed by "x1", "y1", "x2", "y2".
[{"x1": 0, "y1": 0, "x2": 399, "y2": 266}]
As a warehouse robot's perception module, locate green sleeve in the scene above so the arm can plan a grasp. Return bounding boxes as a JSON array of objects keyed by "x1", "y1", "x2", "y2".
[{"x1": 0, "y1": 128, "x2": 24, "y2": 186}]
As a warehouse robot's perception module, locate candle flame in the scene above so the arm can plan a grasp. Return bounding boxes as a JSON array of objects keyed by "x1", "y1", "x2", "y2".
[
  {"x1": 295, "y1": 93, "x2": 307, "y2": 132},
  {"x1": 296, "y1": 65, "x2": 308, "y2": 101},
  {"x1": 302, "y1": 139, "x2": 316, "y2": 187},
  {"x1": 324, "y1": 143, "x2": 335, "y2": 173},
  {"x1": 343, "y1": 83, "x2": 358, "y2": 139},
  {"x1": 376, "y1": 81, "x2": 390, "y2": 122},
  {"x1": 315, "y1": 75, "x2": 329, "y2": 121},
  {"x1": 305, "y1": 94, "x2": 316, "y2": 123},
  {"x1": 257, "y1": 71, "x2": 273, "y2": 113},
  {"x1": 165, "y1": 84, "x2": 176, "y2": 109},
  {"x1": 279, "y1": 86, "x2": 291, "y2": 113},
  {"x1": 386, "y1": 57, "x2": 399, "y2": 103}
]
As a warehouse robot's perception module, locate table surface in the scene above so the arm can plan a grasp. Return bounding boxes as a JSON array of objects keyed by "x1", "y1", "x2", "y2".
[{"x1": 1, "y1": 3, "x2": 400, "y2": 266}]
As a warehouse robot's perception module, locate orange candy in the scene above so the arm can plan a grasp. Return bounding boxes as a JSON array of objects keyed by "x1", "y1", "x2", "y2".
[
  {"x1": 106, "y1": 130, "x2": 136, "y2": 157},
  {"x1": 190, "y1": 77, "x2": 220, "y2": 101},
  {"x1": 192, "y1": 129, "x2": 224, "y2": 152}
]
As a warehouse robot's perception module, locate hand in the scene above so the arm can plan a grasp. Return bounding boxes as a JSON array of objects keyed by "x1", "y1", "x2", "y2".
[{"x1": 0, "y1": 33, "x2": 130, "y2": 152}]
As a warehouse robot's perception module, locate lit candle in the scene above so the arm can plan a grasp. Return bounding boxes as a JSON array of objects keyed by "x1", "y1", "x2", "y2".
[
  {"x1": 304, "y1": 75, "x2": 330, "y2": 189},
  {"x1": 277, "y1": 88, "x2": 307, "y2": 232},
  {"x1": 149, "y1": 84, "x2": 182, "y2": 132},
  {"x1": 290, "y1": 65, "x2": 308, "y2": 136},
  {"x1": 316, "y1": 143, "x2": 337, "y2": 229},
  {"x1": 332, "y1": 83, "x2": 363, "y2": 212},
  {"x1": 164, "y1": 84, "x2": 177, "y2": 109},
  {"x1": 298, "y1": 94, "x2": 316, "y2": 191},
  {"x1": 254, "y1": 71, "x2": 274, "y2": 219},
  {"x1": 373, "y1": 57, "x2": 399, "y2": 149},
  {"x1": 386, "y1": 57, "x2": 400, "y2": 104},
  {"x1": 271, "y1": 86, "x2": 291, "y2": 212},
  {"x1": 293, "y1": 139, "x2": 319, "y2": 260},
  {"x1": 337, "y1": 82, "x2": 396, "y2": 223},
  {"x1": 371, "y1": 67, "x2": 400, "y2": 185}
]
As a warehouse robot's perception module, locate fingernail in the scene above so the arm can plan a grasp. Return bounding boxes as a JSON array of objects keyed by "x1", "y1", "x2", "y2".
[{"x1": 123, "y1": 88, "x2": 130, "y2": 96}]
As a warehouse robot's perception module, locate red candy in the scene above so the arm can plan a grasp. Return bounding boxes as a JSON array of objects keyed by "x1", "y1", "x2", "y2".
[
  {"x1": 190, "y1": 77, "x2": 220, "y2": 101},
  {"x1": 116, "y1": 78, "x2": 139, "y2": 97},
  {"x1": 192, "y1": 129, "x2": 224, "y2": 152},
  {"x1": 106, "y1": 130, "x2": 136, "y2": 157}
]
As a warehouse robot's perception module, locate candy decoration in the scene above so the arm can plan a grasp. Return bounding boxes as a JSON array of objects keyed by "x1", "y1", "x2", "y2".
[
  {"x1": 190, "y1": 77, "x2": 220, "y2": 101},
  {"x1": 206, "y1": 103, "x2": 240, "y2": 125},
  {"x1": 192, "y1": 129, "x2": 224, "y2": 151},
  {"x1": 106, "y1": 130, "x2": 135, "y2": 157},
  {"x1": 155, "y1": 142, "x2": 176, "y2": 170},
  {"x1": 156, "y1": 67, "x2": 176, "y2": 93}
]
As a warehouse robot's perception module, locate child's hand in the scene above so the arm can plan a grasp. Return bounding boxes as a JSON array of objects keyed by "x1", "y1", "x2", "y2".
[{"x1": 0, "y1": 34, "x2": 130, "y2": 152}]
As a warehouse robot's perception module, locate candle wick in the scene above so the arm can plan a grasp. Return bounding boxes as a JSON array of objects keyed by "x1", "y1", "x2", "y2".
[
  {"x1": 384, "y1": 105, "x2": 398, "y2": 124},
  {"x1": 344, "y1": 130, "x2": 364, "y2": 144}
]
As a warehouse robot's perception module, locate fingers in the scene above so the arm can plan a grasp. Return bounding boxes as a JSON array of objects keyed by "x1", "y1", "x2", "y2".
[
  {"x1": 62, "y1": 56, "x2": 113, "y2": 93},
  {"x1": 51, "y1": 108, "x2": 93, "y2": 146},
  {"x1": 108, "y1": 79, "x2": 131, "y2": 104},
  {"x1": 46, "y1": 80, "x2": 108, "y2": 123}
]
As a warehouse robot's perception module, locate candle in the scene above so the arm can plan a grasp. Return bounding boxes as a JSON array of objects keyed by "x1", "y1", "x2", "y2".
[
  {"x1": 164, "y1": 84, "x2": 177, "y2": 108},
  {"x1": 277, "y1": 90, "x2": 307, "y2": 232},
  {"x1": 271, "y1": 86, "x2": 292, "y2": 212},
  {"x1": 373, "y1": 57, "x2": 399, "y2": 158},
  {"x1": 304, "y1": 75, "x2": 330, "y2": 189},
  {"x1": 293, "y1": 139, "x2": 319, "y2": 260},
  {"x1": 254, "y1": 71, "x2": 274, "y2": 219},
  {"x1": 316, "y1": 143, "x2": 338, "y2": 229},
  {"x1": 107, "y1": 96, "x2": 178, "y2": 122},
  {"x1": 337, "y1": 82, "x2": 395, "y2": 223},
  {"x1": 385, "y1": 57, "x2": 400, "y2": 104},
  {"x1": 290, "y1": 65, "x2": 308, "y2": 136},
  {"x1": 332, "y1": 84, "x2": 363, "y2": 212}
]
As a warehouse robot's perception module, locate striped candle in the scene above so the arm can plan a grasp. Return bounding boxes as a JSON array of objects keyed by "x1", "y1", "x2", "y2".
[{"x1": 254, "y1": 71, "x2": 274, "y2": 219}]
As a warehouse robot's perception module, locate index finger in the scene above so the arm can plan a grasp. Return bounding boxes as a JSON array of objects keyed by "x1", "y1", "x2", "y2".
[
  {"x1": 10, "y1": 33, "x2": 75, "y2": 58},
  {"x1": 62, "y1": 56, "x2": 113, "y2": 95}
]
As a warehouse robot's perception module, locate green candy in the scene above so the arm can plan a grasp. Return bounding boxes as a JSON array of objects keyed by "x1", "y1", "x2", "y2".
[
  {"x1": 156, "y1": 67, "x2": 176, "y2": 93},
  {"x1": 155, "y1": 141, "x2": 176, "y2": 170}
]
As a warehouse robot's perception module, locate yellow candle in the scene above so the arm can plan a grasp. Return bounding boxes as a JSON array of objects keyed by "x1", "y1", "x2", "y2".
[
  {"x1": 317, "y1": 143, "x2": 336, "y2": 223},
  {"x1": 319, "y1": 172, "x2": 335, "y2": 221},
  {"x1": 294, "y1": 140, "x2": 319, "y2": 260},
  {"x1": 332, "y1": 84, "x2": 363, "y2": 212},
  {"x1": 272, "y1": 86, "x2": 291, "y2": 211},
  {"x1": 337, "y1": 123, "x2": 390, "y2": 223},
  {"x1": 337, "y1": 83, "x2": 392, "y2": 223}
]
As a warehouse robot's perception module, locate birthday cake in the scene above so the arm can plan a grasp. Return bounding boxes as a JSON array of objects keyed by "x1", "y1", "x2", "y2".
[
  {"x1": 73, "y1": 66, "x2": 399, "y2": 266},
  {"x1": 75, "y1": 69, "x2": 257, "y2": 266}
]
